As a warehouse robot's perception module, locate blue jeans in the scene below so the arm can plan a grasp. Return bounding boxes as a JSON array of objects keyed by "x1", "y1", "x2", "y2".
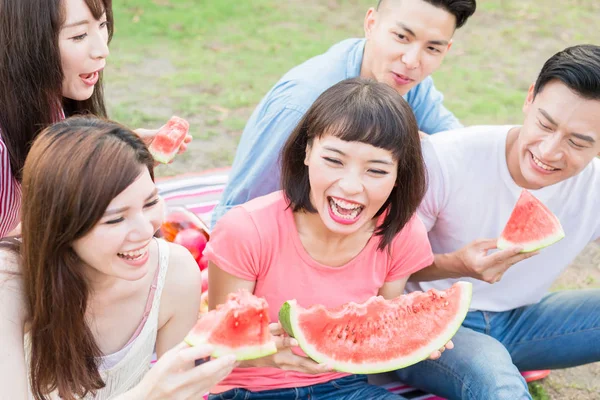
[
  {"x1": 208, "y1": 374, "x2": 405, "y2": 399},
  {"x1": 394, "y1": 289, "x2": 600, "y2": 400}
]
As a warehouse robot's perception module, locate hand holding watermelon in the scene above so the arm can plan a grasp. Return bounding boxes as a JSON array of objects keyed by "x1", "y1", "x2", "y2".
[
  {"x1": 239, "y1": 322, "x2": 333, "y2": 374},
  {"x1": 128, "y1": 342, "x2": 236, "y2": 399},
  {"x1": 135, "y1": 116, "x2": 193, "y2": 164},
  {"x1": 453, "y1": 238, "x2": 539, "y2": 284}
]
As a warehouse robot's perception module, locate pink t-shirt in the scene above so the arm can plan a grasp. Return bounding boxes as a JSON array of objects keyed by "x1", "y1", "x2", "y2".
[{"x1": 204, "y1": 191, "x2": 434, "y2": 393}]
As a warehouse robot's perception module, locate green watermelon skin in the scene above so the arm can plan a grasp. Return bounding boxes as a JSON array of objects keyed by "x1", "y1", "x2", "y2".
[
  {"x1": 185, "y1": 290, "x2": 277, "y2": 360},
  {"x1": 497, "y1": 190, "x2": 565, "y2": 253},
  {"x1": 278, "y1": 282, "x2": 472, "y2": 374}
]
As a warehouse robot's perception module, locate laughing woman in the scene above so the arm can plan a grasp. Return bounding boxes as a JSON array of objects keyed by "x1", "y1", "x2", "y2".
[
  {"x1": 0, "y1": 0, "x2": 189, "y2": 237},
  {"x1": 0, "y1": 117, "x2": 233, "y2": 399},
  {"x1": 205, "y1": 78, "x2": 452, "y2": 400}
]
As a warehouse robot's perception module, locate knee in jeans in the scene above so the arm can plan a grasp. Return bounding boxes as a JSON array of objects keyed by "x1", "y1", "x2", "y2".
[{"x1": 461, "y1": 350, "x2": 529, "y2": 399}]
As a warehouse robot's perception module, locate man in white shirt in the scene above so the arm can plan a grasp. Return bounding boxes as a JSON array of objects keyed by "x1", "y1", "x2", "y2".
[{"x1": 398, "y1": 45, "x2": 600, "y2": 399}]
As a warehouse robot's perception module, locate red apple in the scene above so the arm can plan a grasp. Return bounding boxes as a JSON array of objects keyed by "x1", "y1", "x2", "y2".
[
  {"x1": 197, "y1": 254, "x2": 209, "y2": 271},
  {"x1": 174, "y1": 228, "x2": 208, "y2": 261}
]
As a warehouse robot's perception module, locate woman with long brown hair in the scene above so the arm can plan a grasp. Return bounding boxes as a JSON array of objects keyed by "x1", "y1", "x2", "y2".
[
  {"x1": 0, "y1": 0, "x2": 189, "y2": 237},
  {"x1": 0, "y1": 117, "x2": 233, "y2": 399}
]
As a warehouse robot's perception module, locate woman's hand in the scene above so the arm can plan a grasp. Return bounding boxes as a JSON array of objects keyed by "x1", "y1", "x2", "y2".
[
  {"x1": 134, "y1": 127, "x2": 193, "y2": 158},
  {"x1": 428, "y1": 340, "x2": 454, "y2": 360},
  {"x1": 126, "y1": 342, "x2": 236, "y2": 400},
  {"x1": 241, "y1": 323, "x2": 332, "y2": 374}
]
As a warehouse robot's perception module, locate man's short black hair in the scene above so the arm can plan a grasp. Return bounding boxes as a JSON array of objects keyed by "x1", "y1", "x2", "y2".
[
  {"x1": 533, "y1": 44, "x2": 600, "y2": 101},
  {"x1": 376, "y1": 0, "x2": 476, "y2": 29}
]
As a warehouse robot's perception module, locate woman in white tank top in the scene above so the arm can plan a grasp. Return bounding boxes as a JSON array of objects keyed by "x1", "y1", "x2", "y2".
[{"x1": 0, "y1": 117, "x2": 235, "y2": 399}]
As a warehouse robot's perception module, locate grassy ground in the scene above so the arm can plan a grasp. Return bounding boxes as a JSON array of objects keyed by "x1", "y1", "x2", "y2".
[{"x1": 105, "y1": 1, "x2": 600, "y2": 398}]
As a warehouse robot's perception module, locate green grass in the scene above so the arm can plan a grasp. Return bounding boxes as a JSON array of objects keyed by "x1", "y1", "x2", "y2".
[{"x1": 107, "y1": 0, "x2": 600, "y2": 133}]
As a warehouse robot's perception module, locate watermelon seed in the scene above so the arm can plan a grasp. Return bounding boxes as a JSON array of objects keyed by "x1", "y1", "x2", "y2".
[{"x1": 235, "y1": 321, "x2": 239, "y2": 327}]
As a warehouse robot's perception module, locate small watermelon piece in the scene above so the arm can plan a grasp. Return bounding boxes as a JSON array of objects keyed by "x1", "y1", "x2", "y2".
[
  {"x1": 149, "y1": 116, "x2": 189, "y2": 164},
  {"x1": 185, "y1": 290, "x2": 277, "y2": 360},
  {"x1": 279, "y1": 281, "x2": 472, "y2": 374},
  {"x1": 497, "y1": 189, "x2": 565, "y2": 253}
]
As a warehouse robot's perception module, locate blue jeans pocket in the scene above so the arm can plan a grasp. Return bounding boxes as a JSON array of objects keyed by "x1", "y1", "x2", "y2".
[
  {"x1": 329, "y1": 374, "x2": 367, "y2": 390},
  {"x1": 208, "y1": 388, "x2": 245, "y2": 400}
]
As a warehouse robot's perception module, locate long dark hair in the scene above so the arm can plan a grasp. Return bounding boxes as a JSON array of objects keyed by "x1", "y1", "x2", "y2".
[
  {"x1": 281, "y1": 77, "x2": 427, "y2": 250},
  {"x1": 19, "y1": 116, "x2": 153, "y2": 399},
  {"x1": 0, "y1": 0, "x2": 114, "y2": 181}
]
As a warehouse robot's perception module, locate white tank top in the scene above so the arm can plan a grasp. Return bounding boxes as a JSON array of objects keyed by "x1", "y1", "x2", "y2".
[{"x1": 25, "y1": 238, "x2": 170, "y2": 399}]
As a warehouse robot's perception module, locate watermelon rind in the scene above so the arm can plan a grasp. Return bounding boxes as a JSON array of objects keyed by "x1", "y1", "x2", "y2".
[
  {"x1": 279, "y1": 282, "x2": 472, "y2": 374},
  {"x1": 184, "y1": 333, "x2": 277, "y2": 361},
  {"x1": 149, "y1": 148, "x2": 177, "y2": 165},
  {"x1": 497, "y1": 228, "x2": 565, "y2": 253}
]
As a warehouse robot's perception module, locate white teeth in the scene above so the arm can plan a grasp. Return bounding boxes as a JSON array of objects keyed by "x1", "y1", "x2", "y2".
[
  {"x1": 118, "y1": 244, "x2": 149, "y2": 260},
  {"x1": 329, "y1": 198, "x2": 363, "y2": 220},
  {"x1": 532, "y1": 154, "x2": 557, "y2": 171},
  {"x1": 331, "y1": 197, "x2": 362, "y2": 210}
]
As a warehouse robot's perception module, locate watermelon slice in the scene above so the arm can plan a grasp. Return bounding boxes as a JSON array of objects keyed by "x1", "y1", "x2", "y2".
[
  {"x1": 149, "y1": 116, "x2": 189, "y2": 164},
  {"x1": 497, "y1": 189, "x2": 565, "y2": 253},
  {"x1": 185, "y1": 290, "x2": 277, "y2": 360},
  {"x1": 278, "y1": 281, "x2": 472, "y2": 374}
]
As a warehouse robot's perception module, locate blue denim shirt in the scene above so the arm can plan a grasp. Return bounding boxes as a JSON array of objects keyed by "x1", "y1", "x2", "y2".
[{"x1": 211, "y1": 38, "x2": 461, "y2": 227}]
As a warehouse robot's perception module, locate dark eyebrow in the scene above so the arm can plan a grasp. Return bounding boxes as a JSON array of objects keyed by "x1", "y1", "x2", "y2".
[
  {"x1": 395, "y1": 22, "x2": 449, "y2": 46},
  {"x1": 539, "y1": 108, "x2": 595, "y2": 143},
  {"x1": 538, "y1": 108, "x2": 558, "y2": 126},
  {"x1": 63, "y1": 20, "x2": 90, "y2": 29},
  {"x1": 62, "y1": 11, "x2": 107, "y2": 29},
  {"x1": 572, "y1": 133, "x2": 596, "y2": 143},
  {"x1": 322, "y1": 146, "x2": 394, "y2": 165},
  {"x1": 103, "y1": 188, "x2": 159, "y2": 216}
]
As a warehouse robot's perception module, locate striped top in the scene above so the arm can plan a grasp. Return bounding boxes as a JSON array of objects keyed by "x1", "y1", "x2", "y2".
[
  {"x1": 0, "y1": 110, "x2": 65, "y2": 238},
  {"x1": 0, "y1": 130, "x2": 21, "y2": 237},
  {"x1": 25, "y1": 238, "x2": 171, "y2": 399}
]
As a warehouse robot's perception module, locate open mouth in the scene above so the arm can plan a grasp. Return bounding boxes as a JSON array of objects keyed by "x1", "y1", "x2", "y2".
[
  {"x1": 117, "y1": 242, "x2": 150, "y2": 261},
  {"x1": 530, "y1": 151, "x2": 559, "y2": 172},
  {"x1": 328, "y1": 196, "x2": 364, "y2": 224},
  {"x1": 79, "y1": 69, "x2": 101, "y2": 86}
]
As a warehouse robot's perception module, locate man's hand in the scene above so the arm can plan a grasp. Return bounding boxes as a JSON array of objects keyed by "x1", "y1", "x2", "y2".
[{"x1": 451, "y1": 239, "x2": 539, "y2": 283}]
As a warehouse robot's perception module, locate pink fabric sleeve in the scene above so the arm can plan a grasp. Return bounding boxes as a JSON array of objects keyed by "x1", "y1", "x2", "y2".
[
  {"x1": 203, "y1": 206, "x2": 262, "y2": 281},
  {"x1": 385, "y1": 214, "x2": 434, "y2": 281}
]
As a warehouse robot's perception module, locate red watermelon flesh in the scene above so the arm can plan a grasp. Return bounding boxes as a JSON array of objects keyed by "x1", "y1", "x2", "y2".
[
  {"x1": 149, "y1": 116, "x2": 189, "y2": 164},
  {"x1": 185, "y1": 290, "x2": 277, "y2": 360},
  {"x1": 278, "y1": 281, "x2": 472, "y2": 374},
  {"x1": 497, "y1": 189, "x2": 565, "y2": 253}
]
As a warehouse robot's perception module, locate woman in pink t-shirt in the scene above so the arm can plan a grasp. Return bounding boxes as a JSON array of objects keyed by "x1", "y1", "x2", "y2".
[{"x1": 205, "y1": 78, "x2": 452, "y2": 399}]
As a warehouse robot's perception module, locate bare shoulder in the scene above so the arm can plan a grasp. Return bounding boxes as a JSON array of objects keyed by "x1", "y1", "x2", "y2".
[
  {"x1": 164, "y1": 241, "x2": 202, "y2": 292},
  {"x1": 158, "y1": 241, "x2": 202, "y2": 324},
  {"x1": 0, "y1": 248, "x2": 28, "y2": 325}
]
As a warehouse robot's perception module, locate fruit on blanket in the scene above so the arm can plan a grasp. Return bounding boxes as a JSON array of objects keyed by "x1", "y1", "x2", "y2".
[
  {"x1": 197, "y1": 254, "x2": 209, "y2": 271},
  {"x1": 278, "y1": 282, "x2": 472, "y2": 374},
  {"x1": 160, "y1": 207, "x2": 210, "y2": 243},
  {"x1": 185, "y1": 290, "x2": 277, "y2": 360},
  {"x1": 174, "y1": 228, "x2": 208, "y2": 261},
  {"x1": 149, "y1": 116, "x2": 190, "y2": 164},
  {"x1": 497, "y1": 189, "x2": 565, "y2": 253}
]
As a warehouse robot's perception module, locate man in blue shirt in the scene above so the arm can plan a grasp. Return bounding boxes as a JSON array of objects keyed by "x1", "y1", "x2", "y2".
[{"x1": 212, "y1": 0, "x2": 477, "y2": 226}]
